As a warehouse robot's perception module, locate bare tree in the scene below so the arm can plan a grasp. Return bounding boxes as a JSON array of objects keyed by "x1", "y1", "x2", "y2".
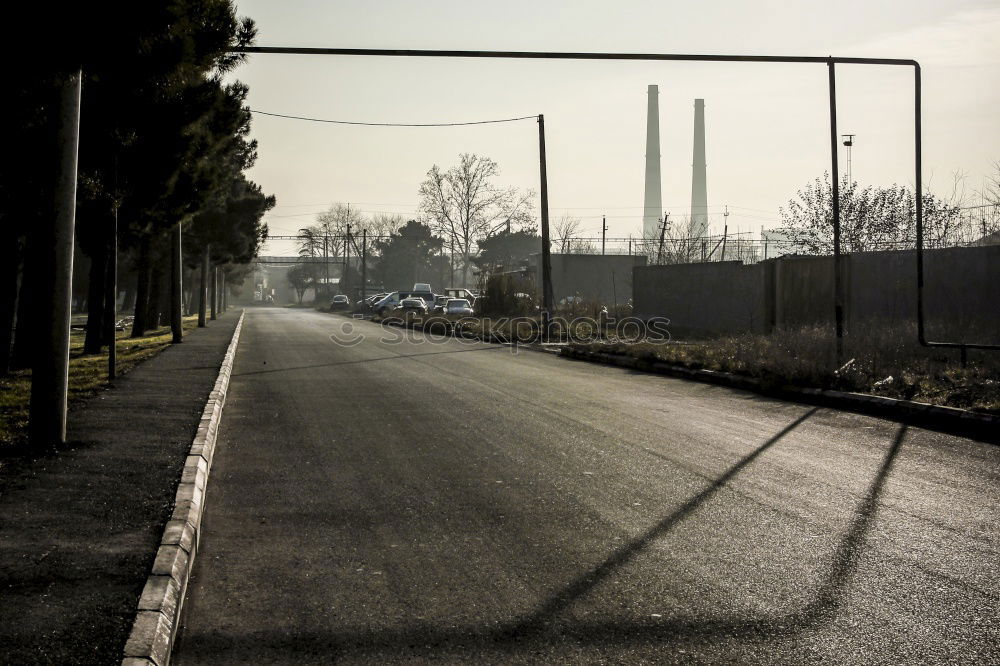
[
  {"x1": 974, "y1": 160, "x2": 1000, "y2": 243},
  {"x1": 418, "y1": 153, "x2": 534, "y2": 286},
  {"x1": 553, "y1": 214, "x2": 582, "y2": 253}
]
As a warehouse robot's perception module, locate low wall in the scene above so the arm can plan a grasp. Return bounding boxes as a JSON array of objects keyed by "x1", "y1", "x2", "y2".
[{"x1": 633, "y1": 245, "x2": 1000, "y2": 340}]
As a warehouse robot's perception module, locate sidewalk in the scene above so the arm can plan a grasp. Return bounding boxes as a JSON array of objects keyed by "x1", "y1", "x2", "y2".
[{"x1": 0, "y1": 312, "x2": 241, "y2": 665}]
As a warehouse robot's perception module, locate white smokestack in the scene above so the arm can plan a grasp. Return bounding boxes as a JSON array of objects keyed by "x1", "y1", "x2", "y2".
[
  {"x1": 690, "y1": 98, "x2": 708, "y2": 238},
  {"x1": 642, "y1": 85, "x2": 662, "y2": 239}
]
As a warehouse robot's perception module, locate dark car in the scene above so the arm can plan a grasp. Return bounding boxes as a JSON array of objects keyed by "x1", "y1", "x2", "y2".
[
  {"x1": 431, "y1": 295, "x2": 451, "y2": 315},
  {"x1": 443, "y1": 298, "x2": 474, "y2": 316},
  {"x1": 330, "y1": 294, "x2": 351, "y2": 310},
  {"x1": 394, "y1": 297, "x2": 428, "y2": 317}
]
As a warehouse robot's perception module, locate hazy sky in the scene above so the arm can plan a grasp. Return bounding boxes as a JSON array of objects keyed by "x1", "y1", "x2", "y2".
[{"x1": 228, "y1": 0, "x2": 1000, "y2": 253}]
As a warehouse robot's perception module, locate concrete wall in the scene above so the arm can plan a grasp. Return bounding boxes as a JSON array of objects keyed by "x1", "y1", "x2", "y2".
[
  {"x1": 633, "y1": 245, "x2": 1000, "y2": 340},
  {"x1": 633, "y1": 261, "x2": 771, "y2": 334},
  {"x1": 530, "y1": 253, "x2": 648, "y2": 305}
]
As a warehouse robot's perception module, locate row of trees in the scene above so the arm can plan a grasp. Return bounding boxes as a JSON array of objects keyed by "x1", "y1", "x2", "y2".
[
  {"x1": 287, "y1": 154, "x2": 1000, "y2": 300},
  {"x1": 1, "y1": 1, "x2": 274, "y2": 375}
]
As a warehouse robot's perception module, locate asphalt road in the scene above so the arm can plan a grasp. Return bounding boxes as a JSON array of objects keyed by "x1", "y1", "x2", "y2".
[{"x1": 172, "y1": 307, "x2": 999, "y2": 665}]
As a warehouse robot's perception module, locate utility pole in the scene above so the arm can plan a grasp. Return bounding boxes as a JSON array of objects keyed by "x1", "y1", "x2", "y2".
[
  {"x1": 537, "y1": 114, "x2": 554, "y2": 328},
  {"x1": 656, "y1": 213, "x2": 669, "y2": 264},
  {"x1": 323, "y1": 234, "x2": 329, "y2": 301},
  {"x1": 829, "y1": 61, "x2": 845, "y2": 364},
  {"x1": 345, "y1": 224, "x2": 351, "y2": 297},
  {"x1": 361, "y1": 228, "x2": 367, "y2": 302},
  {"x1": 30, "y1": 68, "x2": 81, "y2": 447},
  {"x1": 721, "y1": 205, "x2": 729, "y2": 260},
  {"x1": 842, "y1": 134, "x2": 855, "y2": 185},
  {"x1": 601, "y1": 215, "x2": 607, "y2": 255}
]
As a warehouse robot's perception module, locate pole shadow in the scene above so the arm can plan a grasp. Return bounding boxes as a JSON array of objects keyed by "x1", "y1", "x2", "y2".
[{"x1": 176, "y1": 416, "x2": 912, "y2": 661}]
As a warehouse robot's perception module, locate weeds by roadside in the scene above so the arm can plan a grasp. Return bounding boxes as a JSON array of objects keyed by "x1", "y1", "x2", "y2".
[{"x1": 573, "y1": 323, "x2": 1000, "y2": 413}]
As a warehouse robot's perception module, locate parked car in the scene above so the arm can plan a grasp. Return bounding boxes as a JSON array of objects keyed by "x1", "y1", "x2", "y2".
[
  {"x1": 394, "y1": 297, "x2": 428, "y2": 318},
  {"x1": 374, "y1": 290, "x2": 436, "y2": 315},
  {"x1": 330, "y1": 294, "x2": 351, "y2": 310},
  {"x1": 443, "y1": 298, "x2": 474, "y2": 316},
  {"x1": 359, "y1": 293, "x2": 386, "y2": 311},
  {"x1": 443, "y1": 287, "x2": 476, "y2": 300},
  {"x1": 431, "y1": 295, "x2": 451, "y2": 314},
  {"x1": 412, "y1": 283, "x2": 432, "y2": 293}
]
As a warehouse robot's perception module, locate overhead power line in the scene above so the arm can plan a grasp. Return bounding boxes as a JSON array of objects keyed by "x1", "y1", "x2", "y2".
[{"x1": 250, "y1": 109, "x2": 537, "y2": 127}]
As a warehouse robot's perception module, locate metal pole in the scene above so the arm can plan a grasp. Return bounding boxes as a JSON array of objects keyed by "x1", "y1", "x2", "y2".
[
  {"x1": 537, "y1": 114, "x2": 554, "y2": 327},
  {"x1": 345, "y1": 224, "x2": 351, "y2": 296},
  {"x1": 915, "y1": 64, "x2": 927, "y2": 348},
  {"x1": 601, "y1": 215, "x2": 606, "y2": 255},
  {"x1": 171, "y1": 223, "x2": 183, "y2": 343},
  {"x1": 30, "y1": 68, "x2": 81, "y2": 447},
  {"x1": 361, "y1": 228, "x2": 367, "y2": 303},
  {"x1": 828, "y1": 59, "x2": 844, "y2": 363},
  {"x1": 721, "y1": 206, "x2": 729, "y2": 260},
  {"x1": 106, "y1": 205, "x2": 118, "y2": 379}
]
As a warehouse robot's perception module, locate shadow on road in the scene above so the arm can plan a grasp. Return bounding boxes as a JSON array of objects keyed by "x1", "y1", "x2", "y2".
[{"x1": 179, "y1": 414, "x2": 909, "y2": 661}]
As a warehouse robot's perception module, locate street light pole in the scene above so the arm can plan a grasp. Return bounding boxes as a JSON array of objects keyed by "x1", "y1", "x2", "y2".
[{"x1": 537, "y1": 114, "x2": 554, "y2": 328}]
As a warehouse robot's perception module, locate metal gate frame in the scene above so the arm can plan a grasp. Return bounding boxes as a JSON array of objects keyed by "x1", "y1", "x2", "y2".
[{"x1": 233, "y1": 46, "x2": 999, "y2": 358}]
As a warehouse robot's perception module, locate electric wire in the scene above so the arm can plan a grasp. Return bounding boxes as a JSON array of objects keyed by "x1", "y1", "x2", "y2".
[{"x1": 250, "y1": 109, "x2": 537, "y2": 127}]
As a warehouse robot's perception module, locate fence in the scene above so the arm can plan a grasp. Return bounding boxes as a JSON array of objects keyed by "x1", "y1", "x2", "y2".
[{"x1": 633, "y1": 244, "x2": 1000, "y2": 341}]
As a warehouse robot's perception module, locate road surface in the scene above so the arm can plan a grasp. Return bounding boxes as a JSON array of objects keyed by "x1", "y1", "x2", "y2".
[{"x1": 172, "y1": 307, "x2": 999, "y2": 664}]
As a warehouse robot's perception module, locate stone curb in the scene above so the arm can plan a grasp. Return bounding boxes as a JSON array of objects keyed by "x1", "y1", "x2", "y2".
[
  {"x1": 559, "y1": 346, "x2": 1000, "y2": 439},
  {"x1": 121, "y1": 309, "x2": 246, "y2": 666}
]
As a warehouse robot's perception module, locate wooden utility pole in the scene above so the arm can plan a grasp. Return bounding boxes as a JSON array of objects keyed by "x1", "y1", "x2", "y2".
[
  {"x1": 361, "y1": 228, "x2": 367, "y2": 302},
  {"x1": 720, "y1": 205, "x2": 729, "y2": 260},
  {"x1": 30, "y1": 68, "x2": 81, "y2": 447},
  {"x1": 345, "y1": 224, "x2": 351, "y2": 297},
  {"x1": 601, "y1": 215, "x2": 607, "y2": 255},
  {"x1": 656, "y1": 213, "x2": 669, "y2": 264},
  {"x1": 537, "y1": 114, "x2": 554, "y2": 327}
]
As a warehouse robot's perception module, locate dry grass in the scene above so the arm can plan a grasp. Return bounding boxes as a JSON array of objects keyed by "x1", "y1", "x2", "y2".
[
  {"x1": 573, "y1": 322, "x2": 1000, "y2": 413},
  {"x1": 0, "y1": 315, "x2": 200, "y2": 449}
]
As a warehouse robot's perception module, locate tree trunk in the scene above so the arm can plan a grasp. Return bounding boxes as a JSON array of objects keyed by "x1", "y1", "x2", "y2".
[
  {"x1": 147, "y1": 254, "x2": 164, "y2": 330},
  {"x1": 0, "y1": 230, "x2": 23, "y2": 374},
  {"x1": 170, "y1": 223, "x2": 182, "y2": 343},
  {"x1": 210, "y1": 267, "x2": 217, "y2": 320},
  {"x1": 10, "y1": 231, "x2": 36, "y2": 372},
  {"x1": 198, "y1": 245, "x2": 209, "y2": 326},
  {"x1": 83, "y1": 237, "x2": 108, "y2": 354},
  {"x1": 122, "y1": 272, "x2": 136, "y2": 313},
  {"x1": 131, "y1": 236, "x2": 151, "y2": 337}
]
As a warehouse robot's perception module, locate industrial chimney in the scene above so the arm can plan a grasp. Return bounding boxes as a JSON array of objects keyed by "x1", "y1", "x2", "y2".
[
  {"x1": 690, "y1": 98, "x2": 708, "y2": 238},
  {"x1": 642, "y1": 85, "x2": 662, "y2": 239}
]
